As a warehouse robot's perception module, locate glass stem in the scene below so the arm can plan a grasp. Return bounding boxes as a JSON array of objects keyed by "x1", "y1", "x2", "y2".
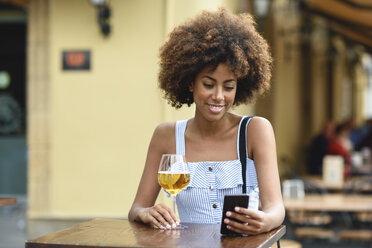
[{"x1": 172, "y1": 195, "x2": 176, "y2": 215}]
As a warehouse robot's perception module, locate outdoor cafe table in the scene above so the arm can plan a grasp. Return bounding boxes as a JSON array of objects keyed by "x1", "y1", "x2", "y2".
[
  {"x1": 25, "y1": 218, "x2": 286, "y2": 248},
  {"x1": 302, "y1": 174, "x2": 372, "y2": 193},
  {"x1": 0, "y1": 197, "x2": 16, "y2": 207},
  {"x1": 284, "y1": 193, "x2": 372, "y2": 212},
  {"x1": 302, "y1": 175, "x2": 358, "y2": 192}
]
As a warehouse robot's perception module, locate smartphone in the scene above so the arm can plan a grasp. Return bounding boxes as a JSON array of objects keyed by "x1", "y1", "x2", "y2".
[{"x1": 220, "y1": 194, "x2": 249, "y2": 235}]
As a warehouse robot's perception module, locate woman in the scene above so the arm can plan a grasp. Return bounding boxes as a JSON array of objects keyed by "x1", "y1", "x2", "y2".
[{"x1": 128, "y1": 8, "x2": 284, "y2": 235}]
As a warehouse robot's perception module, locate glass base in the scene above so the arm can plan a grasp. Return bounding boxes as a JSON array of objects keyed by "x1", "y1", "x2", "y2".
[{"x1": 175, "y1": 224, "x2": 188, "y2": 229}]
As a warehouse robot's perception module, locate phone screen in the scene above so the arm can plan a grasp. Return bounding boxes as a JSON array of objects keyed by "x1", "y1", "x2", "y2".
[{"x1": 220, "y1": 194, "x2": 249, "y2": 235}]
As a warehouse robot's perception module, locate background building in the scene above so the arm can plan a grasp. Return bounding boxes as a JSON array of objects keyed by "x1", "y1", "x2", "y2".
[{"x1": 0, "y1": 0, "x2": 371, "y2": 229}]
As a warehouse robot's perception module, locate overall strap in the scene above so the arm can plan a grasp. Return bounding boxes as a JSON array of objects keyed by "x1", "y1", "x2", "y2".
[
  {"x1": 239, "y1": 116, "x2": 253, "y2": 193},
  {"x1": 175, "y1": 120, "x2": 188, "y2": 155}
]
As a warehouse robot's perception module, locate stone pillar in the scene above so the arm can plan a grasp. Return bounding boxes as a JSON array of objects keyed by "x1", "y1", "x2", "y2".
[
  {"x1": 310, "y1": 16, "x2": 331, "y2": 135},
  {"x1": 352, "y1": 47, "x2": 368, "y2": 126},
  {"x1": 332, "y1": 36, "x2": 350, "y2": 123},
  {"x1": 27, "y1": 0, "x2": 50, "y2": 218}
]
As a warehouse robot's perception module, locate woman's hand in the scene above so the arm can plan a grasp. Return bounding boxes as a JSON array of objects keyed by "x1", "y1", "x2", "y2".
[
  {"x1": 223, "y1": 207, "x2": 269, "y2": 235},
  {"x1": 137, "y1": 203, "x2": 180, "y2": 230}
]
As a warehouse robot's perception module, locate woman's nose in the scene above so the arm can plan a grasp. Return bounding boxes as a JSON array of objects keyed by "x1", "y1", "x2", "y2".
[{"x1": 212, "y1": 86, "x2": 224, "y2": 101}]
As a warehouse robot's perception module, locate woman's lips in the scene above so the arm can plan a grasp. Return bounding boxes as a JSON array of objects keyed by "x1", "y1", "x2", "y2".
[{"x1": 207, "y1": 104, "x2": 225, "y2": 114}]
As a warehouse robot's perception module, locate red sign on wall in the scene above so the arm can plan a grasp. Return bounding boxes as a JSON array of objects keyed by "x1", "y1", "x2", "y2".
[{"x1": 62, "y1": 50, "x2": 91, "y2": 70}]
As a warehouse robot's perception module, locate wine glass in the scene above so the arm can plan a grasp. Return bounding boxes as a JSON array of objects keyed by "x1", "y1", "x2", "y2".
[{"x1": 158, "y1": 154, "x2": 190, "y2": 229}]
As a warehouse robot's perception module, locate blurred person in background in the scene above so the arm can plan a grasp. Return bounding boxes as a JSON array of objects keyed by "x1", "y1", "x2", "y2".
[
  {"x1": 128, "y1": 8, "x2": 284, "y2": 235},
  {"x1": 306, "y1": 121, "x2": 335, "y2": 175},
  {"x1": 353, "y1": 119, "x2": 372, "y2": 151}
]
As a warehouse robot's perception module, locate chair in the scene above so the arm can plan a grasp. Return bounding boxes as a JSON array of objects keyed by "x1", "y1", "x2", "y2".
[
  {"x1": 286, "y1": 177, "x2": 332, "y2": 226},
  {"x1": 272, "y1": 239, "x2": 302, "y2": 248},
  {"x1": 343, "y1": 176, "x2": 372, "y2": 228},
  {"x1": 338, "y1": 229, "x2": 372, "y2": 248},
  {"x1": 355, "y1": 212, "x2": 372, "y2": 224},
  {"x1": 343, "y1": 176, "x2": 372, "y2": 195},
  {"x1": 338, "y1": 229, "x2": 372, "y2": 242},
  {"x1": 284, "y1": 176, "x2": 334, "y2": 241},
  {"x1": 338, "y1": 176, "x2": 372, "y2": 244},
  {"x1": 294, "y1": 227, "x2": 334, "y2": 240},
  {"x1": 288, "y1": 211, "x2": 331, "y2": 226}
]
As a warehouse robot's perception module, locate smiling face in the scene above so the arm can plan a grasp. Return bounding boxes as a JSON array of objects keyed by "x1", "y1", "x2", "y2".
[{"x1": 190, "y1": 63, "x2": 237, "y2": 122}]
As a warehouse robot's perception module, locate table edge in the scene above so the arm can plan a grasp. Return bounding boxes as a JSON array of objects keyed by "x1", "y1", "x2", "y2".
[{"x1": 259, "y1": 225, "x2": 286, "y2": 248}]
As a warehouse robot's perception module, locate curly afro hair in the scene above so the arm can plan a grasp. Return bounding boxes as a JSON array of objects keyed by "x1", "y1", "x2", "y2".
[{"x1": 158, "y1": 8, "x2": 272, "y2": 109}]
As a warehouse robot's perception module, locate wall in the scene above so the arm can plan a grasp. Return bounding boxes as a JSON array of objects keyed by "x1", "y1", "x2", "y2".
[
  {"x1": 269, "y1": 0, "x2": 303, "y2": 175},
  {"x1": 28, "y1": 0, "x2": 251, "y2": 219},
  {"x1": 46, "y1": 0, "x2": 164, "y2": 218}
]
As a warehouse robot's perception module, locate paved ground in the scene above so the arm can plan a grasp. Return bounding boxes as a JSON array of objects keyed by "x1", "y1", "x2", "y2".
[{"x1": 0, "y1": 196, "x2": 84, "y2": 248}]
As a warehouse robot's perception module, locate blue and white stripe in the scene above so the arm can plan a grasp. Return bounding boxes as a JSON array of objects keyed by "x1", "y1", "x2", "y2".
[{"x1": 175, "y1": 117, "x2": 260, "y2": 224}]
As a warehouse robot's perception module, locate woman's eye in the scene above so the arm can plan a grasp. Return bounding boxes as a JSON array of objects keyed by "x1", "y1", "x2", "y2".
[
  {"x1": 203, "y1": 83, "x2": 213, "y2": 88},
  {"x1": 224, "y1": 86, "x2": 235, "y2": 91}
]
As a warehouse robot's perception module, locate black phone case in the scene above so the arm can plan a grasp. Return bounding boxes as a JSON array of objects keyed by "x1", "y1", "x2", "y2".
[{"x1": 220, "y1": 194, "x2": 249, "y2": 235}]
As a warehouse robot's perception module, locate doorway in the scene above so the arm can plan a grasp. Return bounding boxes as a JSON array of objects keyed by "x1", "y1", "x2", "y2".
[{"x1": 0, "y1": 3, "x2": 27, "y2": 195}]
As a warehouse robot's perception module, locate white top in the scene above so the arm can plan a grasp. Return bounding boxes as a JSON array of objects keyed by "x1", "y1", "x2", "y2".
[{"x1": 175, "y1": 117, "x2": 260, "y2": 223}]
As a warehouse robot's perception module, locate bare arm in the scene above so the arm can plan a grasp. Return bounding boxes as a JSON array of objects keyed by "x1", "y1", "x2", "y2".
[
  {"x1": 223, "y1": 117, "x2": 285, "y2": 234},
  {"x1": 128, "y1": 122, "x2": 179, "y2": 229}
]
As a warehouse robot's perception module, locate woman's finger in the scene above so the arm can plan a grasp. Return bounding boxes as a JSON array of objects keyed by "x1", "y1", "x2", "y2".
[
  {"x1": 224, "y1": 218, "x2": 262, "y2": 235},
  {"x1": 234, "y1": 207, "x2": 263, "y2": 221},
  {"x1": 226, "y1": 224, "x2": 261, "y2": 235},
  {"x1": 157, "y1": 203, "x2": 180, "y2": 224},
  {"x1": 150, "y1": 208, "x2": 173, "y2": 229},
  {"x1": 154, "y1": 205, "x2": 178, "y2": 228},
  {"x1": 147, "y1": 215, "x2": 166, "y2": 230},
  {"x1": 225, "y1": 211, "x2": 261, "y2": 228}
]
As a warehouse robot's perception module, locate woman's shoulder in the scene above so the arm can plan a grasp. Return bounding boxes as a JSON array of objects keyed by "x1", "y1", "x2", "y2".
[
  {"x1": 247, "y1": 116, "x2": 274, "y2": 139},
  {"x1": 150, "y1": 122, "x2": 178, "y2": 154},
  {"x1": 246, "y1": 117, "x2": 275, "y2": 158},
  {"x1": 154, "y1": 119, "x2": 190, "y2": 134},
  {"x1": 248, "y1": 116, "x2": 272, "y2": 128},
  {"x1": 153, "y1": 121, "x2": 176, "y2": 138},
  {"x1": 225, "y1": 114, "x2": 270, "y2": 131}
]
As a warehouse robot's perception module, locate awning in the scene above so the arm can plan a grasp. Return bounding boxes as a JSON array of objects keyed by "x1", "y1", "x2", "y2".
[{"x1": 303, "y1": 0, "x2": 372, "y2": 52}]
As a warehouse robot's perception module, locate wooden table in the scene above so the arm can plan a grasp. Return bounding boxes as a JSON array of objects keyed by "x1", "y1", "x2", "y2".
[
  {"x1": 303, "y1": 175, "x2": 345, "y2": 192},
  {"x1": 26, "y1": 218, "x2": 286, "y2": 248},
  {"x1": 303, "y1": 175, "x2": 372, "y2": 193},
  {"x1": 0, "y1": 197, "x2": 16, "y2": 207},
  {"x1": 284, "y1": 193, "x2": 372, "y2": 212},
  {"x1": 352, "y1": 163, "x2": 372, "y2": 176}
]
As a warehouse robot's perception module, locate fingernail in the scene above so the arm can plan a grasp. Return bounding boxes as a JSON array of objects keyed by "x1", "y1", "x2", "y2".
[
  {"x1": 226, "y1": 211, "x2": 231, "y2": 217},
  {"x1": 172, "y1": 223, "x2": 177, "y2": 228},
  {"x1": 224, "y1": 218, "x2": 229, "y2": 224},
  {"x1": 176, "y1": 221, "x2": 180, "y2": 225},
  {"x1": 160, "y1": 225, "x2": 165, "y2": 230},
  {"x1": 235, "y1": 207, "x2": 240, "y2": 211},
  {"x1": 166, "y1": 224, "x2": 171, "y2": 229},
  {"x1": 227, "y1": 225, "x2": 231, "y2": 229}
]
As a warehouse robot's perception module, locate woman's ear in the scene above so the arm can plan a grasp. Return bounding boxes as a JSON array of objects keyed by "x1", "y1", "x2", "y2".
[{"x1": 189, "y1": 83, "x2": 194, "y2": 92}]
